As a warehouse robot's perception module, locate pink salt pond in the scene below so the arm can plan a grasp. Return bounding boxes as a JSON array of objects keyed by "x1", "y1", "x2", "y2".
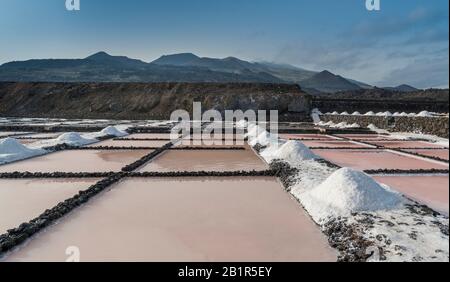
[
  {"x1": 374, "y1": 175, "x2": 449, "y2": 215},
  {"x1": 0, "y1": 132, "x2": 29, "y2": 138},
  {"x1": 370, "y1": 140, "x2": 445, "y2": 149},
  {"x1": 177, "y1": 138, "x2": 246, "y2": 147},
  {"x1": 0, "y1": 178, "x2": 98, "y2": 234},
  {"x1": 404, "y1": 149, "x2": 449, "y2": 161},
  {"x1": 136, "y1": 149, "x2": 267, "y2": 172},
  {"x1": 312, "y1": 149, "x2": 448, "y2": 170},
  {"x1": 187, "y1": 133, "x2": 243, "y2": 140},
  {"x1": 125, "y1": 133, "x2": 177, "y2": 139},
  {"x1": 302, "y1": 140, "x2": 371, "y2": 148},
  {"x1": 280, "y1": 134, "x2": 335, "y2": 140},
  {"x1": 334, "y1": 134, "x2": 388, "y2": 140},
  {"x1": 17, "y1": 139, "x2": 38, "y2": 145},
  {"x1": 88, "y1": 139, "x2": 169, "y2": 148},
  {"x1": 0, "y1": 150, "x2": 152, "y2": 173},
  {"x1": 4, "y1": 177, "x2": 336, "y2": 262}
]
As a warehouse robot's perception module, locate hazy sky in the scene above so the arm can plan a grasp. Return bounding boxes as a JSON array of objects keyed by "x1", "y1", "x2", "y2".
[{"x1": 0, "y1": 0, "x2": 448, "y2": 88}]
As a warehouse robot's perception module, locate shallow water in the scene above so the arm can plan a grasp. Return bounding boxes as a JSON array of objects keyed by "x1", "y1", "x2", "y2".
[
  {"x1": 0, "y1": 132, "x2": 29, "y2": 137},
  {"x1": 375, "y1": 175, "x2": 449, "y2": 215},
  {"x1": 0, "y1": 150, "x2": 152, "y2": 173},
  {"x1": 334, "y1": 134, "x2": 386, "y2": 140},
  {"x1": 126, "y1": 133, "x2": 178, "y2": 139},
  {"x1": 0, "y1": 178, "x2": 99, "y2": 234},
  {"x1": 186, "y1": 133, "x2": 243, "y2": 140},
  {"x1": 17, "y1": 139, "x2": 38, "y2": 145},
  {"x1": 137, "y1": 149, "x2": 267, "y2": 172},
  {"x1": 88, "y1": 139, "x2": 170, "y2": 148},
  {"x1": 302, "y1": 140, "x2": 370, "y2": 148},
  {"x1": 4, "y1": 177, "x2": 336, "y2": 262},
  {"x1": 312, "y1": 149, "x2": 448, "y2": 170},
  {"x1": 404, "y1": 149, "x2": 449, "y2": 161},
  {"x1": 177, "y1": 138, "x2": 247, "y2": 147},
  {"x1": 370, "y1": 141, "x2": 445, "y2": 149},
  {"x1": 279, "y1": 134, "x2": 334, "y2": 140}
]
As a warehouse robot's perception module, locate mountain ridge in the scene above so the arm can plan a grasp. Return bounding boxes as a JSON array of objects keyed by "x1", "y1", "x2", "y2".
[
  {"x1": 300, "y1": 70, "x2": 362, "y2": 93},
  {"x1": 0, "y1": 51, "x2": 426, "y2": 93}
]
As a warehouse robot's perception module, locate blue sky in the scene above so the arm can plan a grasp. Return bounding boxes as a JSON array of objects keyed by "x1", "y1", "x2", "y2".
[{"x1": 0, "y1": 0, "x2": 448, "y2": 88}]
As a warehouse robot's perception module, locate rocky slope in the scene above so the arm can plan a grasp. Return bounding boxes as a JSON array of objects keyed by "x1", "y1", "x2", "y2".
[{"x1": 0, "y1": 82, "x2": 311, "y2": 120}]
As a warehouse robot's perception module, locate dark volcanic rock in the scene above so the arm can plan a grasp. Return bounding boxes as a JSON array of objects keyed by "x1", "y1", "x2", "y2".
[{"x1": 0, "y1": 82, "x2": 311, "y2": 121}]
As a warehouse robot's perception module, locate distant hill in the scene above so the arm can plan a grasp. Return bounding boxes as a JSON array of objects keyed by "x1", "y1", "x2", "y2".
[
  {"x1": 299, "y1": 70, "x2": 362, "y2": 94},
  {"x1": 253, "y1": 62, "x2": 317, "y2": 83},
  {"x1": 151, "y1": 53, "x2": 201, "y2": 66},
  {"x1": 153, "y1": 54, "x2": 317, "y2": 80},
  {"x1": 383, "y1": 84, "x2": 418, "y2": 92},
  {"x1": 152, "y1": 54, "x2": 372, "y2": 92},
  {"x1": 1, "y1": 51, "x2": 426, "y2": 95},
  {"x1": 0, "y1": 52, "x2": 284, "y2": 83},
  {"x1": 85, "y1": 51, "x2": 149, "y2": 68},
  {"x1": 153, "y1": 53, "x2": 258, "y2": 74}
]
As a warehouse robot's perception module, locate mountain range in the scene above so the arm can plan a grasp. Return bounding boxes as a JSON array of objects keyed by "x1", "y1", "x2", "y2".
[{"x1": 0, "y1": 51, "x2": 419, "y2": 94}]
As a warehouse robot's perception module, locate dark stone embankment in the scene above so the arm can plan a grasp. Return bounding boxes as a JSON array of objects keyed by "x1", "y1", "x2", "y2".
[
  {"x1": 321, "y1": 115, "x2": 449, "y2": 138},
  {"x1": 0, "y1": 82, "x2": 311, "y2": 121}
]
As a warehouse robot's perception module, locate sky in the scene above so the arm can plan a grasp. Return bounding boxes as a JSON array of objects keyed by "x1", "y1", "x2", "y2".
[{"x1": 0, "y1": 0, "x2": 448, "y2": 88}]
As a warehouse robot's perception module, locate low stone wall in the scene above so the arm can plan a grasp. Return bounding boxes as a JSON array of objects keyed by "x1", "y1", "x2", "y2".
[
  {"x1": 321, "y1": 115, "x2": 449, "y2": 138},
  {"x1": 313, "y1": 98, "x2": 449, "y2": 114}
]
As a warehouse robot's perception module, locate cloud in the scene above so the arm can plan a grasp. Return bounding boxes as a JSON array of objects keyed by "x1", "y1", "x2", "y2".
[
  {"x1": 272, "y1": 7, "x2": 449, "y2": 88},
  {"x1": 377, "y1": 53, "x2": 449, "y2": 88},
  {"x1": 351, "y1": 7, "x2": 448, "y2": 40}
]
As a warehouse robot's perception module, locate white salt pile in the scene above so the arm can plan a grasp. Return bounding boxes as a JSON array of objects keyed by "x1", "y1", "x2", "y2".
[
  {"x1": 417, "y1": 111, "x2": 433, "y2": 117},
  {"x1": 376, "y1": 111, "x2": 393, "y2": 117},
  {"x1": 331, "y1": 122, "x2": 349, "y2": 128},
  {"x1": 393, "y1": 112, "x2": 409, "y2": 117},
  {"x1": 311, "y1": 108, "x2": 322, "y2": 123},
  {"x1": 352, "y1": 111, "x2": 361, "y2": 116},
  {"x1": 89, "y1": 126, "x2": 129, "y2": 138},
  {"x1": 367, "y1": 124, "x2": 389, "y2": 134},
  {"x1": 364, "y1": 111, "x2": 375, "y2": 116},
  {"x1": 331, "y1": 111, "x2": 339, "y2": 115},
  {"x1": 147, "y1": 121, "x2": 173, "y2": 127},
  {"x1": 55, "y1": 133, "x2": 97, "y2": 147},
  {"x1": 311, "y1": 108, "x2": 323, "y2": 115},
  {"x1": 317, "y1": 121, "x2": 359, "y2": 129},
  {"x1": 340, "y1": 111, "x2": 350, "y2": 115},
  {"x1": 348, "y1": 123, "x2": 360, "y2": 128},
  {"x1": 260, "y1": 140, "x2": 318, "y2": 165},
  {"x1": 301, "y1": 168, "x2": 404, "y2": 222},
  {"x1": 236, "y1": 120, "x2": 248, "y2": 129},
  {"x1": 246, "y1": 124, "x2": 266, "y2": 139},
  {"x1": 248, "y1": 130, "x2": 278, "y2": 147},
  {"x1": 0, "y1": 138, "x2": 46, "y2": 165}
]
